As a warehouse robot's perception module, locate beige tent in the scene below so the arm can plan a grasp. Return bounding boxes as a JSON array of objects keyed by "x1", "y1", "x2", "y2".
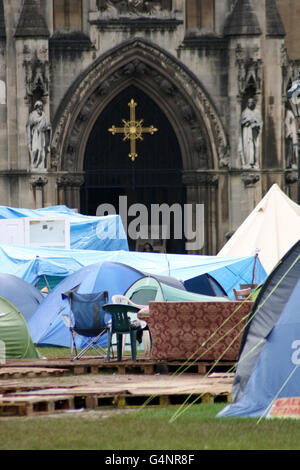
[{"x1": 218, "y1": 184, "x2": 300, "y2": 274}]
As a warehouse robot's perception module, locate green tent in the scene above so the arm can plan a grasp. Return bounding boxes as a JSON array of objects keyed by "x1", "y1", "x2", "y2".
[
  {"x1": 0, "y1": 296, "x2": 41, "y2": 360},
  {"x1": 124, "y1": 276, "x2": 230, "y2": 305}
]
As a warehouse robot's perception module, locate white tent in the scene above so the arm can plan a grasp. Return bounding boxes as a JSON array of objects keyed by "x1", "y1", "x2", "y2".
[{"x1": 218, "y1": 184, "x2": 300, "y2": 274}]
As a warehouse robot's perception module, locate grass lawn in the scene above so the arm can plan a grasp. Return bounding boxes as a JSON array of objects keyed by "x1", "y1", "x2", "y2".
[
  {"x1": 1, "y1": 404, "x2": 300, "y2": 450},
  {"x1": 1, "y1": 347, "x2": 300, "y2": 450}
]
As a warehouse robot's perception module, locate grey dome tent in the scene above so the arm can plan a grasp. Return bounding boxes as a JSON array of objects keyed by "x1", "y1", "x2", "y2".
[
  {"x1": 218, "y1": 239, "x2": 300, "y2": 418},
  {"x1": 0, "y1": 273, "x2": 43, "y2": 321}
]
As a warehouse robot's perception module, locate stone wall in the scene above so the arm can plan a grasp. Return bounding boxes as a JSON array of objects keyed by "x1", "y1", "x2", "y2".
[{"x1": 0, "y1": 0, "x2": 298, "y2": 253}]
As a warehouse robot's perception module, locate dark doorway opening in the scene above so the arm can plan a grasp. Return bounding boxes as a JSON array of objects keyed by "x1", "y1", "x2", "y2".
[{"x1": 81, "y1": 85, "x2": 186, "y2": 253}]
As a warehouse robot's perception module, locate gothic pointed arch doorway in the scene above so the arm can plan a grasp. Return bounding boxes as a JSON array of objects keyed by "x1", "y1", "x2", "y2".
[
  {"x1": 80, "y1": 85, "x2": 186, "y2": 253},
  {"x1": 53, "y1": 38, "x2": 229, "y2": 254}
]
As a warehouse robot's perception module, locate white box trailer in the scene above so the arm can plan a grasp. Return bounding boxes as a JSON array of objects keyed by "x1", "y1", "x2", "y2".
[{"x1": 0, "y1": 217, "x2": 70, "y2": 249}]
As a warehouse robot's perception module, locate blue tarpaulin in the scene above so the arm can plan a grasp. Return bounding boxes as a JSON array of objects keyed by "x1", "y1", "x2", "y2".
[
  {"x1": 0, "y1": 244, "x2": 266, "y2": 300},
  {"x1": 0, "y1": 205, "x2": 128, "y2": 251}
]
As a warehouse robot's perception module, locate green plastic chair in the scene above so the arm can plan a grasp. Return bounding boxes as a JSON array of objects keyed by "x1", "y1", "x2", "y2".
[{"x1": 103, "y1": 303, "x2": 140, "y2": 362}]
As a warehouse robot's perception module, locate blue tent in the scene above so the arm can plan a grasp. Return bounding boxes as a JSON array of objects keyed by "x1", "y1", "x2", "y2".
[
  {"x1": 0, "y1": 205, "x2": 128, "y2": 251},
  {"x1": 28, "y1": 261, "x2": 143, "y2": 347},
  {"x1": 0, "y1": 244, "x2": 266, "y2": 300},
  {"x1": 184, "y1": 273, "x2": 227, "y2": 297},
  {"x1": 28, "y1": 261, "x2": 216, "y2": 348},
  {"x1": 0, "y1": 273, "x2": 43, "y2": 321},
  {"x1": 218, "y1": 240, "x2": 300, "y2": 419}
]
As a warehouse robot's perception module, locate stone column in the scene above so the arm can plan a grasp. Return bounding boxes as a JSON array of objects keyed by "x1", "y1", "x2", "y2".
[
  {"x1": 29, "y1": 175, "x2": 48, "y2": 208},
  {"x1": 57, "y1": 174, "x2": 84, "y2": 211},
  {"x1": 0, "y1": 36, "x2": 7, "y2": 172},
  {"x1": 183, "y1": 170, "x2": 219, "y2": 255},
  {"x1": 3, "y1": 0, "x2": 18, "y2": 171}
]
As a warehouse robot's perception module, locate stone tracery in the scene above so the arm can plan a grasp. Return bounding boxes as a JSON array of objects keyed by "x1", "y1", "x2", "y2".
[{"x1": 51, "y1": 38, "x2": 228, "y2": 174}]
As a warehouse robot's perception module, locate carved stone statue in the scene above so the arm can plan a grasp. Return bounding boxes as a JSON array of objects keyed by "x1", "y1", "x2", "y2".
[
  {"x1": 98, "y1": 0, "x2": 159, "y2": 15},
  {"x1": 238, "y1": 98, "x2": 263, "y2": 169},
  {"x1": 26, "y1": 101, "x2": 51, "y2": 170},
  {"x1": 0, "y1": 80, "x2": 6, "y2": 104},
  {"x1": 285, "y1": 106, "x2": 298, "y2": 169}
]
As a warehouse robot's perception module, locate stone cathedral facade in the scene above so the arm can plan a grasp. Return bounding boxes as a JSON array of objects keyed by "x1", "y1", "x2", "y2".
[{"x1": 0, "y1": 0, "x2": 299, "y2": 254}]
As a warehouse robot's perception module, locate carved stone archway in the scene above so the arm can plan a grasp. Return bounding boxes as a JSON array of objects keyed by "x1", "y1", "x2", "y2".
[{"x1": 51, "y1": 38, "x2": 229, "y2": 253}]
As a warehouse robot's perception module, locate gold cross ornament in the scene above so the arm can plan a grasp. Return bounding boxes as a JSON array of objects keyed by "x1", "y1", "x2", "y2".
[{"x1": 108, "y1": 99, "x2": 158, "y2": 162}]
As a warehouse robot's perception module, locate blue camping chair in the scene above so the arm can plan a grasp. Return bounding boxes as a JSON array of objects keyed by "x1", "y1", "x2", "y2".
[
  {"x1": 103, "y1": 303, "x2": 141, "y2": 362},
  {"x1": 62, "y1": 289, "x2": 111, "y2": 361}
]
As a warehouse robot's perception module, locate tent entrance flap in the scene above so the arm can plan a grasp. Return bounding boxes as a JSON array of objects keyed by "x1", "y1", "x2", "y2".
[
  {"x1": 125, "y1": 277, "x2": 164, "y2": 305},
  {"x1": 184, "y1": 273, "x2": 227, "y2": 297}
]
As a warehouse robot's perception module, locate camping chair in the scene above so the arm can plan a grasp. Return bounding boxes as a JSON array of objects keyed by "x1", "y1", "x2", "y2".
[
  {"x1": 61, "y1": 289, "x2": 111, "y2": 361},
  {"x1": 111, "y1": 295, "x2": 151, "y2": 355},
  {"x1": 103, "y1": 303, "x2": 141, "y2": 362},
  {"x1": 233, "y1": 287, "x2": 252, "y2": 301}
]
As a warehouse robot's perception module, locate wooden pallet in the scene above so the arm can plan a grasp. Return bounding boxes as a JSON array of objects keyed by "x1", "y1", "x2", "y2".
[
  {"x1": 1, "y1": 358, "x2": 156, "y2": 375},
  {"x1": 0, "y1": 382, "x2": 56, "y2": 394},
  {"x1": 0, "y1": 372, "x2": 233, "y2": 417},
  {"x1": 1, "y1": 358, "x2": 236, "y2": 376},
  {"x1": 151, "y1": 361, "x2": 236, "y2": 375},
  {"x1": 0, "y1": 394, "x2": 75, "y2": 417},
  {"x1": 95, "y1": 391, "x2": 232, "y2": 408},
  {"x1": 0, "y1": 390, "x2": 231, "y2": 417},
  {"x1": 0, "y1": 367, "x2": 70, "y2": 380},
  {"x1": 72, "y1": 361, "x2": 156, "y2": 375},
  {"x1": 47, "y1": 360, "x2": 236, "y2": 376}
]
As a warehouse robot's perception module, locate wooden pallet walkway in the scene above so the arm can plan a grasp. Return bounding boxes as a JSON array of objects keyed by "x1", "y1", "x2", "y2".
[
  {"x1": 0, "y1": 390, "x2": 231, "y2": 417},
  {"x1": 0, "y1": 382, "x2": 59, "y2": 394},
  {"x1": 0, "y1": 367, "x2": 70, "y2": 380},
  {"x1": 2, "y1": 358, "x2": 236, "y2": 376},
  {"x1": 0, "y1": 372, "x2": 233, "y2": 417}
]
